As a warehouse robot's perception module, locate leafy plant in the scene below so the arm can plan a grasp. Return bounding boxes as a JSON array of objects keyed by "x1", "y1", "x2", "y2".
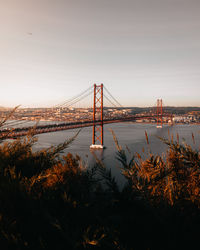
[{"x1": 0, "y1": 114, "x2": 200, "y2": 249}]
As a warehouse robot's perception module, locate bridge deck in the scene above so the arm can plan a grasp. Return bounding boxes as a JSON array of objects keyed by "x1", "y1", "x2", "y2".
[{"x1": 0, "y1": 114, "x2": 172, "y2": 139}]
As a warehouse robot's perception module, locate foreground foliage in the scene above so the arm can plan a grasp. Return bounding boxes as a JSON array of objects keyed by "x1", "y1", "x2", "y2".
[{"x1": 0, "y1": 128, "x2": 200, "y2": 249}]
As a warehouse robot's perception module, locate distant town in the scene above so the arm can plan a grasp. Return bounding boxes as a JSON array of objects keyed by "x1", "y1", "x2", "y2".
[{"x1": 0, "y1": 106, "x2": 200, "y2": 125}]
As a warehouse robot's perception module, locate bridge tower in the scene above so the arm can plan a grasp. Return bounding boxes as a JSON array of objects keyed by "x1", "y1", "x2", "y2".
[
  {"x1": 90, "y1": 83, "x2": 104, "y2": 149},
  {"x1": 157, "y1": 99, "x2": 163, "y2": 128}
]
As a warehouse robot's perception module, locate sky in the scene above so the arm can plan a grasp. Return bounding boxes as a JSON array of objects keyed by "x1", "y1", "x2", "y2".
[{"x1": 0, "y1": 0, "x2": 200, "y2": 107}]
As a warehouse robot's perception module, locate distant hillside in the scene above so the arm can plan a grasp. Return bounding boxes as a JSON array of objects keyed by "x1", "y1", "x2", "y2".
[
  {"x1": 164, "y1": 107, "x2": 200, "y2": 114},
  {"x1": 105, "y1": 106, "x2": 200, "y2": 115},
  {"x1": 0, "y1": 106, "x2": 8, "y2": 110}
]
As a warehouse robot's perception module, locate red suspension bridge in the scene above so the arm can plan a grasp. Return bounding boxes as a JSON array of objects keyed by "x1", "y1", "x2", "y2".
[{"x1": 0, "y1": 84, "x2": 173, "y2": 147}]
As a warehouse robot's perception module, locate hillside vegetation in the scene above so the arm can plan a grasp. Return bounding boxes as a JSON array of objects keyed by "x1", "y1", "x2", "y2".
[{"x1": 0, "y1": 125, "x2": 200, "y2": 249}]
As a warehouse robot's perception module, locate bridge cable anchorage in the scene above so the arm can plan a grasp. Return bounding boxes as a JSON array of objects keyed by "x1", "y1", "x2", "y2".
[{"x1": 90, "y1": 83, "x2": 104, "y2": 149}]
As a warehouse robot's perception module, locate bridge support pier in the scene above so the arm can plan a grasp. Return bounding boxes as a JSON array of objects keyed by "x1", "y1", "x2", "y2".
[
  {"x1": 156, "y1": 99, "x2": 163, "y2": 128},
  {"x1": 90, "y1": 83, "x2": 104, "y2": 149}
]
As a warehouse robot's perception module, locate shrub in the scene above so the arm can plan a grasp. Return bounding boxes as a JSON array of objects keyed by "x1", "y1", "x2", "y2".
[{"x1": 0, "y1": 116, "x2": 200, "y2": 249}]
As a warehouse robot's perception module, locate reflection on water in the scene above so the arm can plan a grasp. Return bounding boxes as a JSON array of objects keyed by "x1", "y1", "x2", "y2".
[{"x1": 32, "y1": 123, "x2": 200, "y2": 185}]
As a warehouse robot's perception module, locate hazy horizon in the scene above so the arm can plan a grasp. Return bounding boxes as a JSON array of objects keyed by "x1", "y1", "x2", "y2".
[
  {"x1": 0, "y1": 0, "x2": 200, "y2": 108},
  {"x1": 1, "y1": 105, "x2": 200, "y2": 109}
]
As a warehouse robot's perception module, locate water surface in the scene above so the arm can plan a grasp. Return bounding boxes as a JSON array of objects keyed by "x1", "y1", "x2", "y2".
[{"x1": 32, "y1": 123, "x2": 200, "y2": 185}]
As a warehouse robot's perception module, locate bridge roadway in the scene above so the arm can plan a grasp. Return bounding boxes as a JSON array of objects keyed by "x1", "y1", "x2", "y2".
[{"x1": 0, "y1": 114, "x2": 171, "y2": 139}]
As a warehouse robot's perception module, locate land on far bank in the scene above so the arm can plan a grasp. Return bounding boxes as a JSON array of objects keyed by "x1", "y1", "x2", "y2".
[{"x1": 0, "y1": 106, "x2": 200, "y2": 124}]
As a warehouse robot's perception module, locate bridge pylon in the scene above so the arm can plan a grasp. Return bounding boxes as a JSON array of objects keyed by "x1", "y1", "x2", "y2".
[
  {"x1": 157, "y1": 99, "x2": 163, "y2": 128},
  {"x1": 90, "y1": 83, "x2": 104, "y2": 149}
]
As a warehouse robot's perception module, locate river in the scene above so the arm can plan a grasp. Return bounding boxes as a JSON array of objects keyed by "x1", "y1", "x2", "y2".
[{"x1": 30, "y1": 123, "x2": 200, "y2": 185}]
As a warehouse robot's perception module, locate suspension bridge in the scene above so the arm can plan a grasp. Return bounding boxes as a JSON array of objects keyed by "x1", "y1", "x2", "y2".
[{"x1": 0, "y1": 84, "x2": 173, "y2": 148}]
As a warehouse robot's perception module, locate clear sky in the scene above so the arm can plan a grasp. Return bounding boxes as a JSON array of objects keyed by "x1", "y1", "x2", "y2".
[{"x1": 0, "y1": 0, "x2": 200, "y2": 107}]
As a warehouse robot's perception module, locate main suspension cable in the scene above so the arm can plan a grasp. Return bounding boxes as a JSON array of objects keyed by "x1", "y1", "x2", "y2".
[
  {"x1": 104, "y1": 86, "x2": 123, "y2": 108},
  {"x1": 103, "y1": 94, "x2": 118, "y2": 107},
  {"x1": 54, "y1": 86, "x2": 93, "y2": 108}
]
